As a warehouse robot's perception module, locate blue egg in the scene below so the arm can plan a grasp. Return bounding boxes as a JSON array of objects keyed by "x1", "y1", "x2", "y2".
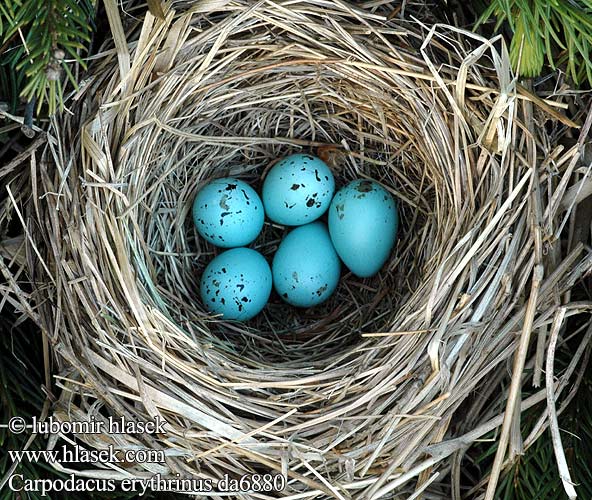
[
  {"x1": 200, "y1": 248, "x2": 272, "y2": 321},
  {"x1": 328, "y1": 180, "x2": 398, "y2": 278},
  {"x1": 193, "y1": 178, "x2": 264, "y2": 248},
  {"x1": 272, "y1": 222, "x2": 341, "y2": 307},
  {"x1": 262, "y1": 154, "x2": 335, "y2": 226}
]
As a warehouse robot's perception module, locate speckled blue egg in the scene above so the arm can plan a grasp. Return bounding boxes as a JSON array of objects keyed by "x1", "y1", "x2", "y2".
[
  {"x1": 193, "y1": 178, "x2": 264, "y2": 248},
  {"x1": 328, "y1": 179, "x2": 398, "y2": 278},
  {"x1": 262, "y1": 154, "x2": 335, "y2": 226},
  {"x1": 272, "y1": 222, "x2": 341, "y2": 307},
  {"x1": 200, "y1": 248, "x2": 272, "y2": 321}
]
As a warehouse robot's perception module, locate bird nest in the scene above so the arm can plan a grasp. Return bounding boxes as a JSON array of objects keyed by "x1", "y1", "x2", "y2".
[{"x1": 21, "y1": 0, "x2": 592, "y2": 497}]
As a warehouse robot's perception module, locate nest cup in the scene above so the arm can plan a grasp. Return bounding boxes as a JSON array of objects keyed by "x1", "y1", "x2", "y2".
[
  {"x1": 103, "y1": 12, "x2": 437, "y2": 365},
  {"x1": 138, "y1": 59, "x2": 426, "y2": 362},
  {"x1": 28, "y1": 0, "x2": 592, "y2": 497}
]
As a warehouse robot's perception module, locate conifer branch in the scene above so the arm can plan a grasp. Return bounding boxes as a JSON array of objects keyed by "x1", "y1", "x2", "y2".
[{"x1": 0, "y1": 0, "x2": 95, "y2": 115}]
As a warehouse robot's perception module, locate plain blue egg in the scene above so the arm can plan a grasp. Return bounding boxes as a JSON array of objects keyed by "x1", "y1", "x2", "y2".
[
  {"x1": 193, "y1": 178, "x2": 264, "y2": 248},
  {"x1": 272, "y1": 222, "x2": 341, "y2": 307},
  {"x1": 200, "y1": 248, "x2": 272, "y2": 321},
  {"x1": 262, "y1": 154, "x2": 335, "y2": 226},
  {"x1": 328, "y1": 179, "x2": 398, "y2": 278}
]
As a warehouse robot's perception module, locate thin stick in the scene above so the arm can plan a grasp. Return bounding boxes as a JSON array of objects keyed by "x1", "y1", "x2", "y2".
[
  {"x1": 546, "y1": 308, "x2": 577, "y2": 499},
  {"x1": 484, "y1": 265, "x2": 544, "y2": 500}
]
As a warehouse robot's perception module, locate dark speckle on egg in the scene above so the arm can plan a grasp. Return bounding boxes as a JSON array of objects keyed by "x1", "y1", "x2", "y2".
[
  {"x1": 356, "y1": 180, "x2": 373, "y2": 193},
  {"x1": 219, "y1": 195, "x2": 230, "y2": 210},
  {"x1": 225, "y1": 183, "x2": 237, "y2": 191},
  {"x1": 306, "y1": 198, "x2": 315, "y2": 207},
  {"x1": 291, "y1": 183, "x2": 300, "y2": 190}
]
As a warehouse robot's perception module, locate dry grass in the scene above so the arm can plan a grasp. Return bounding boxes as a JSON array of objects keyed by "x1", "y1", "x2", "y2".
[{"x1": 4, "y1": 0, "x2": 592, "y2": 498}]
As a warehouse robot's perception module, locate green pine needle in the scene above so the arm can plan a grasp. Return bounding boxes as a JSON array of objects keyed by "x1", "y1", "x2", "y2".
[
  {"x1": 0, "y1": 0, "x2": 95, "y2": 115},
  {"x1": 476, "y1": 0, "x2": 592, "y2": 87}
]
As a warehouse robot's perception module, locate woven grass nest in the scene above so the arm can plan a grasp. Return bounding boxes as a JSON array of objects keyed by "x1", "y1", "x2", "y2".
[{"x1": 24, "y1": 0, "x2": 592, "y2": 498}]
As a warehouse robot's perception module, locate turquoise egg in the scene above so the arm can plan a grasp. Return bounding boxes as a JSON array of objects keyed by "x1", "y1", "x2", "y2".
[
  {"x1": 272, "y1": 222, "x2": 341, "y2": 307},
  {"x1": 328, "y1": 179, "x2": 398, "y2": 278},
  {"x1": 262, "y1": 154, "x2": 335, "y2": 226},
  {"x1": 200, "y1": 248, "x2": 272, "y2": 321},
  {"x1": 193, "y1": 178, "x2": 264, "y2": 248}
]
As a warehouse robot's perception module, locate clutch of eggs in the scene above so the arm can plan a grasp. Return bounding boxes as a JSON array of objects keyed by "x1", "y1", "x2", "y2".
[{"x1": 192, "y1": 155, "x2": 399, "y2": 322}]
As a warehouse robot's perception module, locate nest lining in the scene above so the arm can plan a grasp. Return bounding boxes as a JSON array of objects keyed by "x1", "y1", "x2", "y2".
[
  {"x1": 140, "y1": 80, "x2": 427, "y2": 363},
  {"x1": 22, "y1": 0, "x2": 592, "y2": 497}
]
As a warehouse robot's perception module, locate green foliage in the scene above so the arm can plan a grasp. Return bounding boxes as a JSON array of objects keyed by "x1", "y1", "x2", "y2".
[
  {"x1": 497, "y1": 422, "x2": 592, "y2": 500},
  {"x1": 0, "y1": 0, "x2": 95, "y2": 115},
  {"x1": 476, "y1": 0, "x2": 592, "y2": 87}
]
